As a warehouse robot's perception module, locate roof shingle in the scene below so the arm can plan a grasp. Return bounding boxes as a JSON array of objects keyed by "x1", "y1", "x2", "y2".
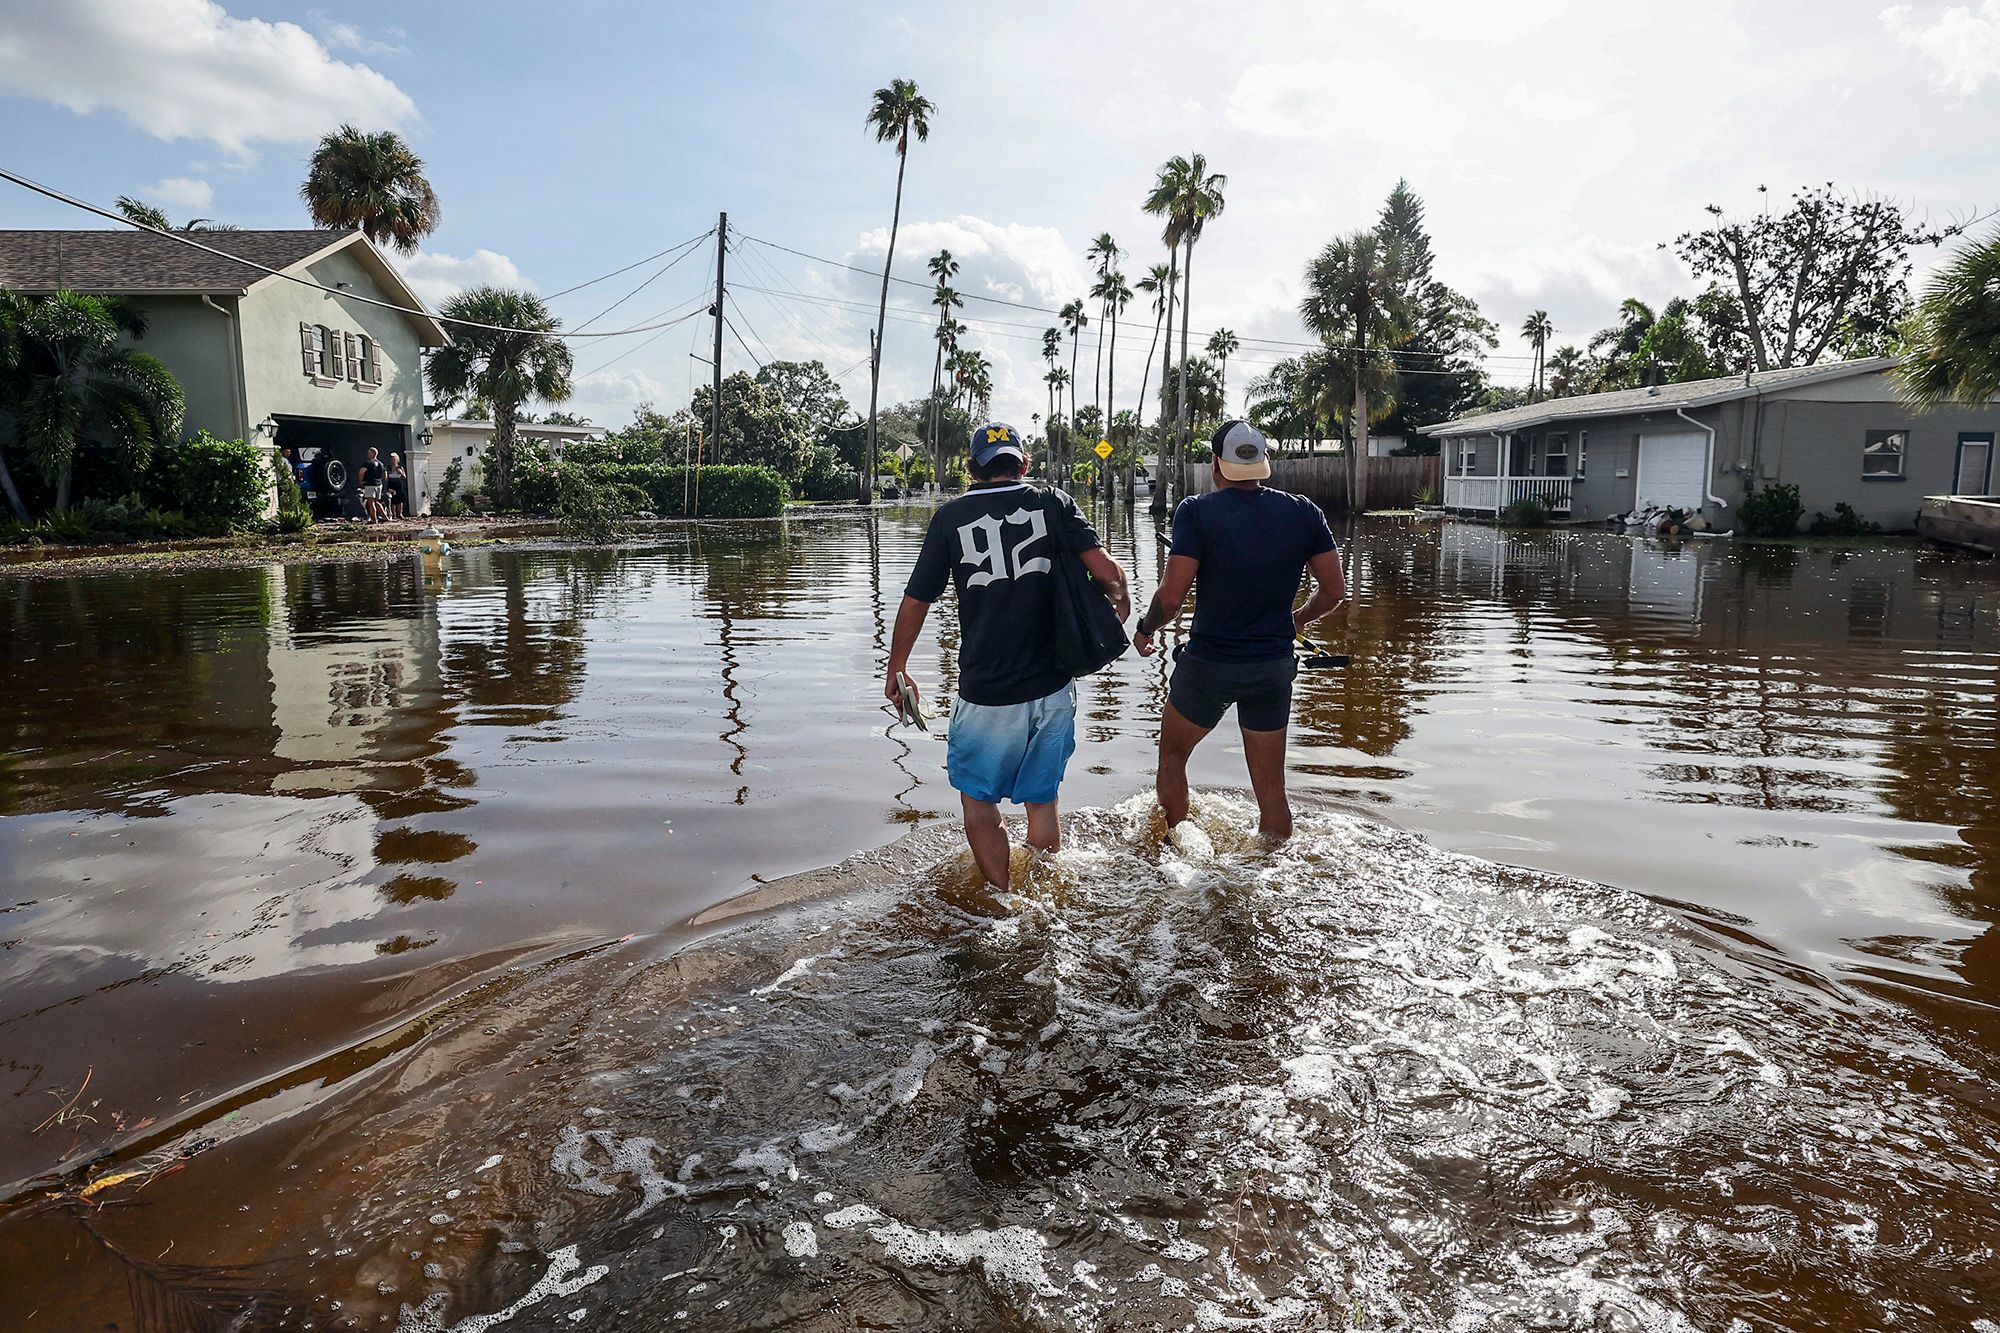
[
  {"x1": 0, "y1": 228, "x2": 352, "y2": 294},
  {"x1": 1421, "y1": 357, "x2": 1901, "y2": 436}
]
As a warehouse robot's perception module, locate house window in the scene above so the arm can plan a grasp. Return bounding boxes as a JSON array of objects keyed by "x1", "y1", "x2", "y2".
[
  {"x1": 1458, "y1": 438, "x2": 1477, "y2": 473},
  {"x1": 358, "y1": 336, "x2": 377, "y2": 385},
  {"x1": 318, "y1": 325, "x2": 344, "y2": 380},
  {"x1": 1546, "y1": 432, "x2": 1570, "y2": 478},
  {"x1": 1863, "y1": 429, "x2": 1906, "y2": 478},
  {"x1": 1577, "y1": 430, "x2": 1588, "y2": 479}
]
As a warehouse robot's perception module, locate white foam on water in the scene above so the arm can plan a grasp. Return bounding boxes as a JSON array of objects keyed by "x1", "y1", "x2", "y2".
[
  {"x1": 396, "y1": 1245, "x2": 608, "y2": 1333},
  {"x1": 781, "y1": 1220, "x2": 818, "y2": 1258},
  {"x1": 751, "y1": 952, "x2": 829, "y2": 996},
  {"x1": 863, "y1": 1215, "x2": 1061, "y2": 1297}
]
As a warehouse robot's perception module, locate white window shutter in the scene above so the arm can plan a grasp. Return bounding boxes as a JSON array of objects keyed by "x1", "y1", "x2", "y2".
[
  {"x1": 345, "y1": 332, "x2": 361, "y2": 381},
  {"x1": 324, "y1": 327, "x2": 343, "y2": 380},
  {"x1": 301, "y1": 322, "x2": 317, "y2": 377},
  {"x1": 367, "y1": 338, "x2": 383, "y2": 385}
]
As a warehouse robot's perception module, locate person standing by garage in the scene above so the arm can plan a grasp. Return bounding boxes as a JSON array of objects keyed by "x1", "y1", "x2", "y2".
[{"x1": 359, "y1": 446, "x2": 388, "y2": 523}]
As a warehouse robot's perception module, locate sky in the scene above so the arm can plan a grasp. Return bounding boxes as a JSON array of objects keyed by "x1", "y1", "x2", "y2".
[{"x1": 2, "y1": 0, "x2": 1997, "y2": 430}]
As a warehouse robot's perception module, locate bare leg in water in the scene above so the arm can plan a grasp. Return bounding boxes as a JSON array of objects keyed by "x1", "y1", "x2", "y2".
[
  {"x1": 1155, "y1": 701, "x2": 1212, "y2": 830},
  {"x1": 961, "y1": 795, "x2": 1062, "y2": 890},
  {"x1": 1240, "y1": 725, "x2": 1292, "y2": 840}
]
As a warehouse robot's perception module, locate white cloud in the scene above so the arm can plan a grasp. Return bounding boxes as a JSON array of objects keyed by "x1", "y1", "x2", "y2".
[
  {"x1": 569, "y1": 367, "x2": 671, "y2": 424},
  {"x1": 395, "y1": 249, "x2": 531, "y2": 308},
  {"x1": 308, "y1": 11, "x2": 409, "y2": 57},
  {"x1": 0, "y1": 0, "x2": 417, "y2": 155},
  {"x1": 1882, "y1": 1, "x2": 2000, "y2": 93},
  {"x1": 146, "y1": 176, "x2": 214, "y2": 213}
]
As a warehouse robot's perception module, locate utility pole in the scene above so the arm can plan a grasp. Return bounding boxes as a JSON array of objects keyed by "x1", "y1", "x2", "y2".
[{"x1": 709, "y1": 212, "x2": 726, "y2": 463}]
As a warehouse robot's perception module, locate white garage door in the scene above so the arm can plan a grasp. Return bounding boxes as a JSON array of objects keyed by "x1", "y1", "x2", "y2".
[{"x1": 1637, "y1": 432, "x2": 1708, "y2": 511}]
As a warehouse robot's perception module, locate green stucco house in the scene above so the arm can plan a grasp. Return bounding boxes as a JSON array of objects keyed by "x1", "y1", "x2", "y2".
[{"x1": 0, "y1": 227, "x2": 450, "y2": 516}]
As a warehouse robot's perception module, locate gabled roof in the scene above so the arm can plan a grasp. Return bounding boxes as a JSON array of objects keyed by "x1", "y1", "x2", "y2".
[
  {"x1": 0, "y1": 228, "x2": 449, "y2": 345},
  {"x1": 1420, "y1": 357, "x2": 1901, "y2": 436}
]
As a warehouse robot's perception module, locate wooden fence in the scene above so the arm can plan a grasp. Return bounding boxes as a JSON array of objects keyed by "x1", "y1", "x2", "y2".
[{"x1": 1183, "y1": 453, "x2": 1441, "y2": 512}]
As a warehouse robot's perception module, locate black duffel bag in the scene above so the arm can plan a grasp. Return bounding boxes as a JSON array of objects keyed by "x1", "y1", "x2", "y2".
[{"x1": 1039, "y1": 488, "x2": 1129, "y2": 678}]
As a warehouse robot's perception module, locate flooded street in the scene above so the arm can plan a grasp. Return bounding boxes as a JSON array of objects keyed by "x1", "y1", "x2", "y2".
[{"x1": 4, "y1": 509, "x2": 1999, "y2": 1329}]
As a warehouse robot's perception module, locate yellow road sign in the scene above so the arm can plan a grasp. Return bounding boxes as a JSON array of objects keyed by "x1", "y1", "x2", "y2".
[{"x1": 1093, "y1": 440, "x2": 1114, "y2": 459}]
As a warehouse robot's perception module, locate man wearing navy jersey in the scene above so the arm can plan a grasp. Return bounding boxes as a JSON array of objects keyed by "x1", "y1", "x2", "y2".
[
  {"x1": 1133, "y1": 420, "x2": 1347, "y2": 840},
  {"x1": 888, "y1": 423, "x2": 1130, "y2": 888}
]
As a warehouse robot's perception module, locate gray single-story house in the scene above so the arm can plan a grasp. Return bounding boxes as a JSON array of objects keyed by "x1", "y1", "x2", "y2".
[
  {"x1": 1422, "y1": 357, "x2": 2000, "y2": 532},
  {"x1": 425, "y1": 417, "x2": 603, "y2": 495},
  {"x1": 0, "y1": 228, "x2": 450, "y2": 516}
]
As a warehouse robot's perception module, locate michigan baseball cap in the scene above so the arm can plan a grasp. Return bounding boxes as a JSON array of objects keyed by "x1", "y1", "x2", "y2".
[
  {"x1": 970, "y1": 421, "x2": 1026, "y2": 468},
  {"x1": 1213, "y1": 420, "x2": 1272, "y2": 481}
]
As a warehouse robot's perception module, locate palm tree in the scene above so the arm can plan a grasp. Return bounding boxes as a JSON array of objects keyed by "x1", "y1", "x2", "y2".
[
  {"x1": 926, "y1": 253, "x2": 961, "y2": 484},
  {"x1": 1133, "y1": 262, "x2": 1173, "y2": 432},
  {"x1": 1085, "y1": 232, "x2": 1121, "y2": 432},
  {"x1": 301, "y1": 125, "x2": 441, "y2": 253},
  {"x1": 1897, "y1": 225, "x2": 2000, "y2": 410},
  {"x1": 1097, "y1": 270, "x2": 1133, "y2": 500},
  {"x1": 1546, "y1": 345, "x2": 1586, "y2": 398},
  {"x1": 1205, "y1": 328, "x2": 1240, "y2": 417},
  {"x1": 1521, "y1": 309, "x2": 1554, "y2": 400},
  {"x1": 0, "y1": 291, "x2": 183, "y2": 517},
  {"x1": 1042, "y1": 327, "x2": 1061, "y2": 442},
  {"x1": 1059, "y1": 298, "x2": 1088, "y2": 478},
  {"x1": 861, "y1": 78, "x2": 936, "y2": 501},
  {"x1": 1300, "y1": 230, "x2": 1413, "y2": 512},
  {"x1": 423, "y1": 287, "x2": 573, "y2": 511},
  {"x1": 1143, "y1": 153, "x2": 1227, "y2": 508}
]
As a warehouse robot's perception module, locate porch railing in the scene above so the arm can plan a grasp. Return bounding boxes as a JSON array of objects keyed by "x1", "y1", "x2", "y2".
[{"x1": 1444, "y1": 475, "x2": 1573, "y2": 514}]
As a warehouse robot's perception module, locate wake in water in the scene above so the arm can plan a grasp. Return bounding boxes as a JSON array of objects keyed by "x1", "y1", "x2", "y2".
[{"x1": 371, "y1": 795, "x2": 1999, "y2": 1331}]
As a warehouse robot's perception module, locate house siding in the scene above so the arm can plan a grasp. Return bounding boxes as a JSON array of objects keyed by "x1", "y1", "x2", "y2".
[
  {"x1": 237, "y1": 245, "x2": 435, "y2": 511},
  {"x1": 1439, "y1": 375, "x2": 2000, "y2": 533},
  {"x1": 119, "y1": 295, "x2": 246, "y2": 443}
]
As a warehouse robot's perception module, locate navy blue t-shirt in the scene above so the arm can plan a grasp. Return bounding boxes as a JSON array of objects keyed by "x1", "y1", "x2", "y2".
[
  {"x1": 1170, "y1": 486, "x2": 1336, "y2": 662},
  {"x1": 905, "y1": 483, "x2": 1100, "y2": 706}
]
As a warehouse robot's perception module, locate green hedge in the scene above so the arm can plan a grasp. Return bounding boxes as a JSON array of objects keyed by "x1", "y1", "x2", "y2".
[
  {"x1": 519, "y1": 462, "x2": 788, "y2": 519},
  {"x1": 146, "y1": 432, "x2": 267, "y2": 533}
]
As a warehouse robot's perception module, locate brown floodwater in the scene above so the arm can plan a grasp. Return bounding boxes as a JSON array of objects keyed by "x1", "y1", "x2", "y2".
[{"x1": 2, "y1": 510, "x2": 1998, "y2": 1330}]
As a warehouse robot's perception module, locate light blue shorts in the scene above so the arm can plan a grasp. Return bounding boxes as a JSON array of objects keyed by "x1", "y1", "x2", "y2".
[{"x1": 946, "y1": 683, "x2": 1077, "y2": 805}]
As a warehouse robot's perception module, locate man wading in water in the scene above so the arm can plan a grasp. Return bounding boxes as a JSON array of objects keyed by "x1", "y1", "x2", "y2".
[
  {"x1": 888, "y1": 423, "x2": 1131, "y2": 889},
  {"x1": 1134, "y1": 420, "x2": 1347, "y2": 840}
]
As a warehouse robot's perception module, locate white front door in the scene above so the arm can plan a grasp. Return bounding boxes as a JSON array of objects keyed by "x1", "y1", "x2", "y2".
[
  {"x1": 1636, "y1": 432, "x2": 1708, "y2": 511},
  {"x1": 1957, "y1": 435, "x2": 1994, "y2": 496}
]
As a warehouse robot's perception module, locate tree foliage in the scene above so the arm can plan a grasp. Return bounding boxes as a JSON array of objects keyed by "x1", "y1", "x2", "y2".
[
  {"x1": 1897, "y1": 224, "x2": 2000, "y2": 409},
  {"x1": 424, "y1": 286, "x2": 573, "y2": 509},
  {"x1": 302, "y1": 125, "x2": 441, "y2": 254},
  {"x1": 692, "y1": 371, "x2": 815, "y2": 477},
  {"x1": 1373, "y1": 180, "x2": 1496, "y2": 442},
  {"x1": 1673, "y1": 184, "x2": 1966, "y2": 371}
]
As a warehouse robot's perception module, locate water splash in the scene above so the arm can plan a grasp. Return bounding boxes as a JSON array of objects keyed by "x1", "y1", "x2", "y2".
[{"x1": 369, "y1": 795, "x2": 2000, "y2": 1330}]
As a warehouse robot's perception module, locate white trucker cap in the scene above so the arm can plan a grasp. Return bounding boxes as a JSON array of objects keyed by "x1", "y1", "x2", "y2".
[{"x1": 1213, "y1": 420, "x2": 1271, "y2": 481}]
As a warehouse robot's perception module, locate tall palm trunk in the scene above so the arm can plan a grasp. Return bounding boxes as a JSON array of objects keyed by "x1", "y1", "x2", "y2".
[
  {"x1": 494, "y1": 397, "x2": 518, "y2": 509},
  {"x1": 0, "y1": 451, "x2": 26, "y2": 520},
  {"x1": 1067, "y1": 332, "x2": 1082, "y2": 485},
  {"x1": 1104, "y1": 305, "x2": 1118, "y2": 504},
  {"x1": 1173, "y1": 236, "x2": 1195, "y2": 506},
  {"x1": 1092, "y1": 303, "x2": 1105, "y2": 450},
  {"x1": 1352, "y1": 318, "x2": 1371, "y2": 514},
  {"x1": 928, "y1": 336, "x2": 945, "y2": 488},
  {"x1": 1136, "y1": 300, "x2": 1164, "y2": 430},
  {"x1": 1150, "y1": 251, "x2": 1179, "y2": 514},
  {"x1": 864, "y1": 142, "x2": 909, "y2": 503}
]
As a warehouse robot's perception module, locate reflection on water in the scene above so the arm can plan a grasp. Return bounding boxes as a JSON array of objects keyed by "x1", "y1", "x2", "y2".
[{"x1": 2, "y1": 513, "x2": 1998, "y2": 1327}]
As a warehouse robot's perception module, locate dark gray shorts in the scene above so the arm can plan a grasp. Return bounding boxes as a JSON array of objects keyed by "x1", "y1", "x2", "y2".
[{"x1": 1168, "y1": 648, "x2": 1298, "y2": 732}]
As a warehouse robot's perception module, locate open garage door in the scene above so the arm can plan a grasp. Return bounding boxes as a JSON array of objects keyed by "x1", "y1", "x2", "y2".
[
  {"x1": 274, "y1": 416, "x2": 407, "y2": 520},
  {"x1": 1636, "y1": 432, "x2": 1708, "y2": 512}
]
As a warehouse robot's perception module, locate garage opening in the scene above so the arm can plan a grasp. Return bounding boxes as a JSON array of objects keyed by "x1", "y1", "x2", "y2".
[
  {"x1": 274, "y1": 416, "x2": 408, "y2": 520},
  {"x1": 1636, "y1": 432, "x2": 1708, "y2": 512}
]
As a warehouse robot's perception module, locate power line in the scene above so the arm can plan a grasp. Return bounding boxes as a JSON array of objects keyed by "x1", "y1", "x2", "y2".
[
  {"x1": 543, "y1": 227, "x2": 715, "y2": 301},
  {"x1": 723, "y1": 316, "x2": 764, "y2": 370},
  {"x1": 0, "y1": 165, "x2": 706, "y2": 341},
  {"x1": 570, "y1": 232, "x2": 715, "y2": 332},
  {"x1": 575, "y1": 297, "x2": 713, "y2": 378},
  {"x1": 738, "y1": 231, "x2": 1539, "y2": 364}
]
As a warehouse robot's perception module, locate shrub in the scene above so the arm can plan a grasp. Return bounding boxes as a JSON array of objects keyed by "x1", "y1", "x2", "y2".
[
  {"x1": 796, "y1": 449, "x2": 856, "y2": 501},
  {"x1": 515, "y1": 461, "x2": 788, "y2": 519},
  {"x1": 1809, "y1": 502, "x2": 1881, "y2": 537},
  {"x1": 0, "y1": 495, "x2": 198, "y2": 546},
  {"x1": 1739, "y1": 482, "x2": 1803, "y2": 538},
  {"x1": 556, "y1": 470, "x2": 632, "y2": 545},
  {"x1": 1499, "y1": 495, "x2": 1552, "y2": 527},
  {"x1": 434, "y1": 458, "x2": 468, "y2": 517},
  {"x1": 270, "y1": 447, "x2": 313, "y2": 534},
  {"x1": 147, "y1": 432, "x2": 266, "y2": 533}
]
